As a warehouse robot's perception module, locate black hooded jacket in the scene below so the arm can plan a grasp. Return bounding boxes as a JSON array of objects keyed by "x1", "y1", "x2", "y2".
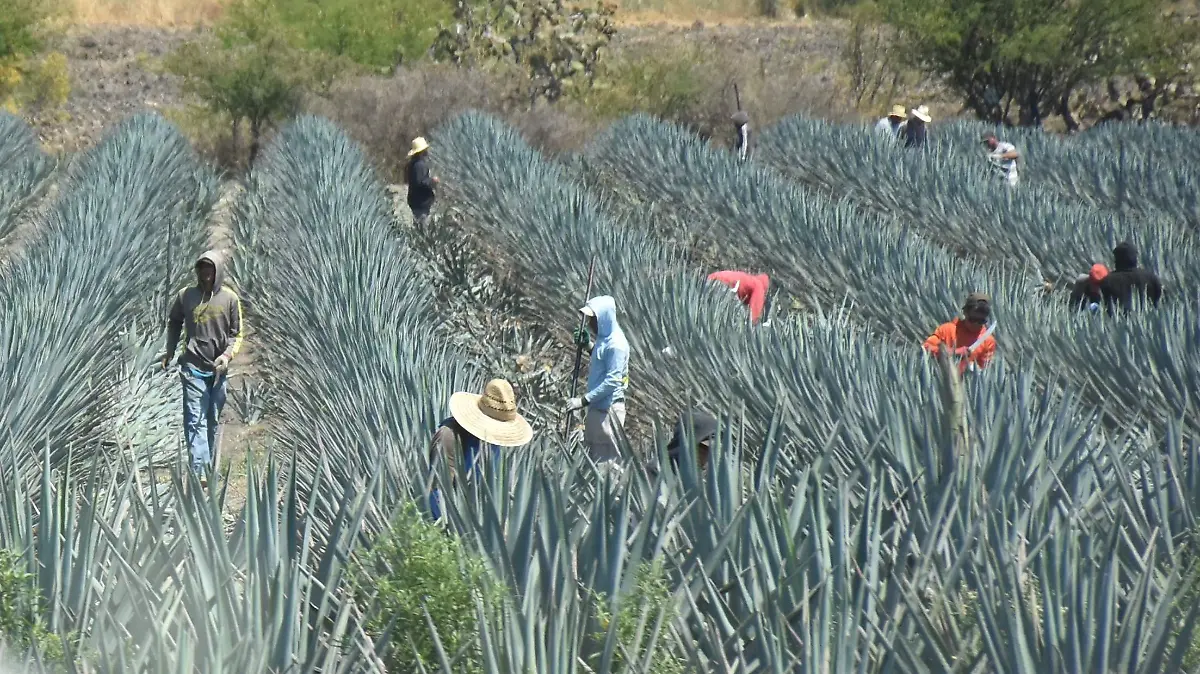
[
  {"x1": 1098, "y1": 242, "x2": 1163, "y2": 313},
  {"x1": 405, "y1": 152, "x2": 436, "y2": 214}
]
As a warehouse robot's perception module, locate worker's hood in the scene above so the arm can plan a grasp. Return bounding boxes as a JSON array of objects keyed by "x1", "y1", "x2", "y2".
[
  {"x1": 1113, "y1": 242, "x2": 1138, "y2": 272},
  {"x1": 584, "y1": 295, "x2": 621, "y2": 340},
  {"x1": 195, "y1": 249, "x2": 226, "y2": 291}
]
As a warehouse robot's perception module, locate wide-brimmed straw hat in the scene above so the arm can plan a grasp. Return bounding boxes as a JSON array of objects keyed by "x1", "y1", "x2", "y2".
[
  {"x1": 448, "y1": 379, "x2": 533, "y2": 447},
  {"x1": 888, "y1": 104, "x2": 906, "y2": 118},
  {"x1": 407, "y1": 136, "x2": 430, "y2": 157},
  {"x1": 911, "y1": 105, "x2": 932, "y2": 123}
]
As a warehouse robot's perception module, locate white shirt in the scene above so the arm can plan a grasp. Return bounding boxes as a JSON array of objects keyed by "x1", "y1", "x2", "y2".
[
  {"x1": 990, "y1": 141, "x2": 1019, "y2": 175},
  {"x1": 875, "y1": 117, "x2": 903, "y2": 138}
]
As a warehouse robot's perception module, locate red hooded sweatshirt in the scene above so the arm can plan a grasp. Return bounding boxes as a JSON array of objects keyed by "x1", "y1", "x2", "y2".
[{"x1": 707, "y1": 271, "x2": 770, "y2": 323}]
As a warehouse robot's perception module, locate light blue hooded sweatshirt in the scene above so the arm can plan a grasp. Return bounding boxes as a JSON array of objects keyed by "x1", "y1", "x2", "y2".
[{"x1": 583, "y1": 295, "x2": 629, "y2": 411}]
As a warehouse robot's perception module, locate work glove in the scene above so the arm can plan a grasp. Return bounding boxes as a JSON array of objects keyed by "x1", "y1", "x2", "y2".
[
  {"x1": 566, "y1": 397, "x2": 587, "y2": 412},
  {"x1": 953, "y1": 347, "x2": 970, "y2": 357},
  {"x1": 160, "y1": 354, "x2": 172, "y2": 372},
  {"x1": 572, "y1": 327, "x2": 591, "y2": 348},
  {"x1": 214, "y1": 355, "x2": 230, "y2": 375},
  {"x1": 1088, "y1": 302, "x2": 1100, "y2": 313}
]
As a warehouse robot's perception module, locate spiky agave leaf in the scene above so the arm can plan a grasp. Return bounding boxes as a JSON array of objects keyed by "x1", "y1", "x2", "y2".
[
  {"x1": 582, "y1": 113, "x2": 1199, "y2": 434},
  {"x1": 0, "y1": 112, "x2": 54, "y2": 244},
  {"x1": 755, "y1": 115, "x2": 1198, "y2": 289},
  {"x1": 0, "y1": 113, "x2": 215, "y2": 482}
]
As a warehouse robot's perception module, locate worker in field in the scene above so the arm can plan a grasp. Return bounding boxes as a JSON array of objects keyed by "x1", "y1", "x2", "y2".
[
  {"x1": 732, "y1": 110, "x2": 751, "y2": 161},
  {"x1": 983, "y1": 132, "x2": 1021, "y2": 186},
  {"x1": 904, "y1": 106, "x2": 931, "y2": 149},
  {"x1": 161, "y1": 250, "x2": 243, "y2": 485},
  {"x1": 404, "y1": 136, "x2": 439, "y2": 227},
  {"x1": 643, "y1": 409, "x2": 718, "y2": 479},
  {"x1": 923, "y1": 292, "x2": 997, "y2": 373},
  {"x1": 668, "y1": 409, "x2": 718, "y2": 472},
  {"x1": 567, "y1": 295, "x2": 630, "y2": 465},
  {"x1": 1068, "y1": 263, "x2": 1108, "y2": 312},
  {"x1": 707, "y1": 270, "x2": 771, "y2": 324},
  {"x1": 1099, "y1": 241, "x2": 1164, "y2": 313},
  {"x1": 428, "y1": 378, "x2": 533, "y2": 520},
  {"x1": 875, "y1": 104, "x2": 907, "y2": 139}
]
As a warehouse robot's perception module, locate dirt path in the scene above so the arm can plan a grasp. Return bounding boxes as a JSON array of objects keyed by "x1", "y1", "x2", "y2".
[{"x1": 205, "y1": 179, "x2": 270, "y2": 519}]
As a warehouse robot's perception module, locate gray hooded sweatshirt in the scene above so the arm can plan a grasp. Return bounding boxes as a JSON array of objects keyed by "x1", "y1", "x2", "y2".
[{"x1": 166, "y1": 250, "x2": 243, "y2": 371}]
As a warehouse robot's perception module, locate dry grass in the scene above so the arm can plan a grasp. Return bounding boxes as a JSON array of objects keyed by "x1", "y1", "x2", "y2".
[
  {"x1": 65, "y1": 0, "x2": 230, "y2": 26},
  {"x1": 63, "y1": 0, "x2": 775, "y2": 27}
]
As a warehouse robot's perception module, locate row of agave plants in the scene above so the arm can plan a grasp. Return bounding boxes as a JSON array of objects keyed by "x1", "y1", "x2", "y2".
[
  {"x1": 0, "y1": 114, "x2": 215, "y2": 481},
  {"x1": 931, "y1": 118, "x2": 1200, "y2": 230},
  {"x1": 2, "y1": 111, "x2": 1199, "y2": 672},
  {"x1": 751, "y1": 114, "x2": 1197, "y2": 288},
  {"x1": 0, "y1": 113, "x2": 54, "y2": 244},
  {"x1": 575, "y1": 114, "x2": 1199, "y2": 437},
  {"x1": 426, "y1": 109, "x2": 1200, "y2": 669}
]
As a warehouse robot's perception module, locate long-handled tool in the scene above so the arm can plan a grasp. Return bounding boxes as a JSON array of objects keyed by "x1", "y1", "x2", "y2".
[
  {"x1": 563, "y1": 255, "x2": 597, "y2": 438},
  {"x1": 965, "y1": 319, "x2": 998, "y2": 373}
]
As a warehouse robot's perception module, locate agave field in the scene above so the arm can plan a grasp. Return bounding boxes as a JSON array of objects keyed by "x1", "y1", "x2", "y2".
[{"x1": 1, "y1": 103, "x2": 1199, "y2": 673}]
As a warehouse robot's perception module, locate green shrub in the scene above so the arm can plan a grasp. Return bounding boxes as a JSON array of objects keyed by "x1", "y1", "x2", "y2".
[
  {"x1": 583, "y1": 46, "x2": 714, "y2": 126},
  {"x1": 274, "y1": 0, "x2": 451, "y2": 72},
  {"x1": 0, "y1": 548, "x2": 69, "y2": 665},
  {"x1": 0, "y1": 0, "x2": 44, "y2": 62},
  {"x1": 591, "y1": 561, "x2": 684, "y2": 674},
  {"x1": 0, "y1": 0, "x2": 69, "y2": 114},
  {"x1": 354, "y1": 503, "x2": 501, "y2": 672}
]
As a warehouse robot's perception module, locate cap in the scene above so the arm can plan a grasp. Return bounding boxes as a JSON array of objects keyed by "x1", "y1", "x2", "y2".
[
  {"x1": 580, "y1": 306, "x2": 595, "y2": 317},
  {"x1": 964, "y1": 292, "x2": 990, "y2": 305}
]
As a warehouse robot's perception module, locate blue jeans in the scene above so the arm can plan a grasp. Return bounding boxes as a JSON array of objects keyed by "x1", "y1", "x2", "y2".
[
  {"x1": 180, "y1": 365, "x2": 227, "y2": 474},
  {"x1": 429, "y1": 443, "x2": 499, "y2": 520}
]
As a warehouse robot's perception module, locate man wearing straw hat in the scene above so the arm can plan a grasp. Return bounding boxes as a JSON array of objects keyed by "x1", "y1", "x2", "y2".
[
  {"x1": 567, "y1": 295, "x2": 630, "y2": 465},
  {"x1": 904, "y1": 105, "x2": 931, "y2": 149},
  {"x1": 875, "y1": 104, "x2": 907, "y2": 139},
  {"x1": 404, "y1": 136, "x2": 439, "y2": 227},
  {"x1": 428, "y1": 378, "x2": 533, "y2": 519}
]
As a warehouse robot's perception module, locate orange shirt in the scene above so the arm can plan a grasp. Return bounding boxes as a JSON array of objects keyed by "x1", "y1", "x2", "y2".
[{"x1": 923, "y1": 318, "x2": 997, "y2": 372}]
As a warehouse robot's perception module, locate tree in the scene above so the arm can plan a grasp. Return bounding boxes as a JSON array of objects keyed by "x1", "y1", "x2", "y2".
[
  {"x1": 165, "y1": 0, "x2": 316, "y2": 164},
  {"x1": 431, "y1": 0, "x2": 617, "y2": 107},
  {"x1": 880, "y1": 0, "x2": 1197, "y2": 127}
]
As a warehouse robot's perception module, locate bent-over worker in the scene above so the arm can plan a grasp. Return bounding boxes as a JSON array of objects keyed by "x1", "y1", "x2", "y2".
[
  {"x1": 923, "y1": 292, "x2": 997, "y2": 374},
  {"x1": 567, "y1": 295, "x2": 630, "y2": 464},
  {"x1": 983, "y1": 132, "x2": 1020, "y2": 186},
  {"x1": 428, "y1": 378, "x2": 533, "y2": 520},
  {"x1": 707, "y1": 270, "x2": 771, "y2": 324},
  {"x1": 1068, "y1": 263, "x2": 1108, "y2": 312},
  {"x1": 162, "y1": 250, "x2": 243, "y2": 482},
  {"x1": 1099, "y1": 241, "x2": 1163, "y2": 314},
  {"x1": 667, "y1": 409, "x2": 719, "y2": 472}
]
